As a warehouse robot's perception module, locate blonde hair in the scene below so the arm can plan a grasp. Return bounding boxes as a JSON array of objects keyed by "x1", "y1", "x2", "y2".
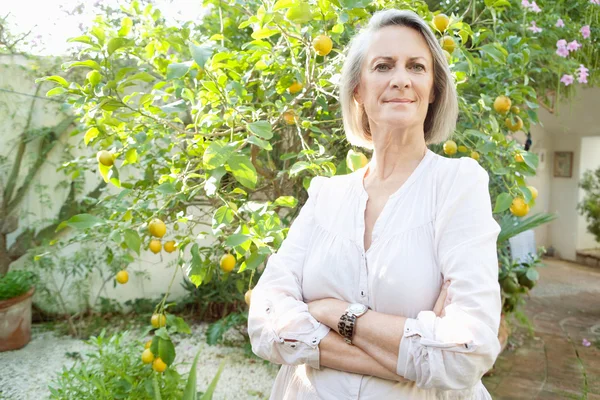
[{"x1": 339, "y1": 9, "x2": 459, "y2": 149}]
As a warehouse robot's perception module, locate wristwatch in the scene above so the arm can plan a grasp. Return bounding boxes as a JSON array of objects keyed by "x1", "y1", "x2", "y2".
[{"x1": 337, "y1": 303, "x2": 369, "y2": 345}]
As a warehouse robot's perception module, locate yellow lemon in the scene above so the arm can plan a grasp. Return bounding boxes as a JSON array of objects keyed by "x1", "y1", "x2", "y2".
[
  {"x1": 505, "y1": 116, "x2": 523, "y2": 132},
  {"x1": 116, "y1": 270, "x2": 129, "y2": 284},
  {"x1": 442, "y1": 49, "x2": 452, "y2": 64},
  {"x1": 283, "y1": 110, "x2": 298, "y2": 125},
  {"x1": 443, "y1": 140, "x2": 457, "y2": 156},
  {"x1": 493, "y1": 95, "x2": 512, "y2": 114},
  {"x1": 152, "y1": 357, "x2": 167, "y2": 372},
  {"x1": 457, "y1": 145, "x2": 468, "y2": 153},
  {"x1": 97, "y1": 150, "x2": 114, "y2": 167},
  {"x1": 149, "y1": 239, "x2": 162, "y2": 254},
  {"x1": 510, "y1": 197, "x2": 530, "y2": 217},
  {"x1": 527, "y1": 185, "x2": 538, "y2": 200},
  {"x1": 441, "y1": 36, "x2": 457, "y2": 53},
  {"x1": 151, "y1": 313, "x2": 166, "y2": 328},
  {"x1": 220, "y1": 254, "x2": 236, "y2": 273},
  {"x1": 515, "y1": 153, "x2": 525, "y2": 163},
  {"x1": 163, "y1": 241, "x2": 176, "y2": 253},
  {"x1": 245, "y1": 289, "x2": 252, "y2": 306},
  {"x1": 144, "y1": 340, "x2": 152, "y2": 349},
  {"x1": 470, "y1": 151, "x2": 480, "y2": 161},
  {"x1": 288, "y1": 82, "x2": 303, "y2": 94},
  {"x1": 148, "y1": 218, "x2": 166, "y2": 238},
  {"x1": 433, "y1": 14, "x2": 450, "y2": 32},
  {"x1": 142, "y1": 349, "x2": 154, "y2": 364},
  {"x1": 313, "y1": 35, "x2": 333, "y2": 56},
  {"x1": 511, "y1": 106, "x2": 521, "y2": 114}
]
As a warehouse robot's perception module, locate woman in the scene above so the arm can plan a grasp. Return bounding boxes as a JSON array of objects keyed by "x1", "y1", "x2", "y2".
[{"x1": 248, "y1": 8, "x2": 502, "y2": 400}]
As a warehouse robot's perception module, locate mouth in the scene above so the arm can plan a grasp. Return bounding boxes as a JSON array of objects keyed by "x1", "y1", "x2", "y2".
[{"x1": 384, "y1": 100, "x2": 415, "y2": 104}]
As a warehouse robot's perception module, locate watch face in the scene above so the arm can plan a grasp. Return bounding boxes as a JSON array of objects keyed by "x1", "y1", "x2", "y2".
[{"x1": 349, "y1": 304, "x2": 367, "y2": 315}]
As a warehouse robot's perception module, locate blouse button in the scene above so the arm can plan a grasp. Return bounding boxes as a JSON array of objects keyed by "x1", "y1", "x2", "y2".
[
  {"x1": 360, "y1": 291, "x2": 365, "y2": 296},
  {"x1": 290, "y1": 343, "x2": 296, "y2": 348},
  {"x1": 266, "y1": 307, "x2": 270, "y2": 313}
]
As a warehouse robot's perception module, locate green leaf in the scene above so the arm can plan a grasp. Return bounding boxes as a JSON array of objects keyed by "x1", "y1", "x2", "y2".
[
  {"x1": 227, "y1": 155, "x2": 257, "y2": 189},
  {"x1": 183, "y1": 349, "x2": 201, "y2": 400},
  {"x1": 156, "y1": 182, "x2": 177, "y2": 194},
  {"x1": 247, "y1": 136, "x2": 272, "y2": 151},
  {"x1": 273, "y1": 0, "x2": 294, "y2": 10},
  {"x1": 339, "y1": 0, "x2": 370, "y2": 8},
  {"x1": 289, "y1": 161, "x2": 311, "y2": 177},
  {"x1": 36, "y1": 75, "x2": 69, "y2": 87},
  {"x1": 494, "y1": 192, "x2": 513, "y2": 213},
  {"x1": 99, "y1": 162, "x2": 111, "y2": 183},
  {"x1": 107, "y1": 38, "x2": 134, "y2": 55},
  {"x1": 167, "y1": 314, "x2": 192, "y2": 334},
  {"x1": 124, "y1": 148, "x2": 138, "y2": 164},
  {"x1": 46, "y1": 87, "x2": 66, "y2": 97},
  {"x1": 480, "y1": 43, "x2": 507, "y2": 64},
  {"x1": 67, "y1": 35, "x2": 94, "y2": 45},
  {"x1": 522, "y1": 152, "x2": 539, "y2": 169},
  {"x1": 124, "y1": 229, "x2": 141, "y2": 255},
  {"x1": 526, "y1": 268, "x2": 539, "y2": 281},
  {"x1": 91, "y1": 26, "x2": 106, "y2": 45},
  {"x1": 212, "y1": 206, "x2": 234, "y2": 232},
  {"x1": 158, "y1": 337, "x2": 176, "y2": 366},
  {"x1": 247, "y1": 121, "x2": 273, "y2": 139},
  {"x1": 84, "y1": 127, "x2": 99, "y2": 146},
  {"x1": 118, "y1": 17, "x2": 133, "y2": 36},
  {"x1": 65, "y1": 214, "x2": 105, "y2": 230},
  {"x1": 251, "y1": 28, "x2": 280, "y2": 40},
  {"x1": 152, "y1": 375, "x2": 162, "y2": 400},
  {"x1": 285, "y1": 3, "x2": 313, "y2": 23},
  {"x1": 203, "y1": 141, "x2": 237, "y2": 170},
  {"x1": 226, "y1": 234, "x2": 252, "y2": 247},
  {"x1": 166, "y1": 62, "x2": 192, "y2": 80},
  {"x1": 199, "y1": 360, "x2": 225, "y2": 400},
  {"x1": 245, "y1": 252, "x2": 267, "y2": 271},
  {"x1": 274, "y1": 196, "x2": 298, "y2": 208},
  {"x1": 189, "y1": 43, "x2": 213, "y2": 68},
  {"x1": 62, "y1": 60, "x2": 101, "y2": 71}
]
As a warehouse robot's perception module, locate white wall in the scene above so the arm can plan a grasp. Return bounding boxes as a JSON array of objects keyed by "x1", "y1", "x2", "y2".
[
  {"x1": 1, "y1": 55, "x2": 193, "y2": 313},
  {"x1": 577, "y1": 136, "x2": 600, "y2": 250}
]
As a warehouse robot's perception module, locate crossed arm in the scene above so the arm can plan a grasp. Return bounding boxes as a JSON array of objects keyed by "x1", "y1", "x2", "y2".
[{"x1": 302, "y1": 282, "x2": 449, "y2": 382}]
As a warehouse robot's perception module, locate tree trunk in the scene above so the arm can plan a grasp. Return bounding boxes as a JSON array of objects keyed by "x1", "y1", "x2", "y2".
[{"x1": 0, "y1": 234, "x2": 10, "y2": 276}]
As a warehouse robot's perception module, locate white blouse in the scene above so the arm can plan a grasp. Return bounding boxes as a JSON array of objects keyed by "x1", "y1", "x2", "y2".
[{"x1": 247, "y1": 148, "x2": 502, "y2": 399}]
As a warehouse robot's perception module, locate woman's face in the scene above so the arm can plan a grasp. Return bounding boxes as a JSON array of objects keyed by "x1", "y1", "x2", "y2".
[{"x1": 354, "y1": 25, "x2": 435, "y2": 134}]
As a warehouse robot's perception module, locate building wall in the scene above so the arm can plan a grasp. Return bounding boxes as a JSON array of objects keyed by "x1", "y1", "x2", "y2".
[{"x1": 577, "y1": 136, "x2": 600, "y2": 250}]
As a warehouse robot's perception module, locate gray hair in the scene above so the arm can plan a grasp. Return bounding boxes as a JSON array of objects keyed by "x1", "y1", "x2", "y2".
[{"x1": 339, "y1": 9, "x2": 459, "y2": 149}]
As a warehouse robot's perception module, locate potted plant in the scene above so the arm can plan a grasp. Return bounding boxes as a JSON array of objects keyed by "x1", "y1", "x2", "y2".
[{"x1": 0, "y1": 269, "x2": 37, "y2": 351}]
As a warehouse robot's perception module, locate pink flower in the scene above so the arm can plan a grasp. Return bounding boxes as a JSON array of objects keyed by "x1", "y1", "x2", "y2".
[
  {"x1": 590, "y1": 0, "x2": 600, "y2": 5},
  {"x1": 582, "y1": 338, "x2": 591, "y2": 347},
  {"x1": 530, "y1": 1, "x2": 542, "y2": 12},
  {"x1": 528, "y1": 21, "x2": 543, "y2": 33},
  {"x1": 521, "y1": 0, "x2": 531, "y2": 6},
  {"x1": 557, "y1": 39, "x2": 567, "y2": 47},
  {"x1": 567, "y1": 40, "x2": 582, "y2": 52},
  {"x1": 556, "y1": 18, "x2": 565, "y2": 28},
  {"x1": 556, "y1": 47, "x2": 569, "y2": 57},
  {"x1": 560, "y1": 74, "x2": 574, "y2": 86},
  {"x1": 581, "y1": 25, "x2": 591, "y2": 39},
  {"x1": 577, "y1": 65, "x2": 589, "y2": 83}
]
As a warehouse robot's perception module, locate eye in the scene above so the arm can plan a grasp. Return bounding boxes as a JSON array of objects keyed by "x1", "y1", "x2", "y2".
[
  {"x1": 412, "y1": 63, "x2": 426, "y2": 72},
  {"x1": 374, "y1": 63, "x2": 391, "y2": 72}
]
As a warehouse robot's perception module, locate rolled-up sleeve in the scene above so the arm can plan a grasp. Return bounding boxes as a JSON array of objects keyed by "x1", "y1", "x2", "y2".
[
  {"x1": 247, "y1": 176, "x2": 331, "y2": 370},
  {"x1": 396, "y1": 158, "x2": 502, "y2": 390}
]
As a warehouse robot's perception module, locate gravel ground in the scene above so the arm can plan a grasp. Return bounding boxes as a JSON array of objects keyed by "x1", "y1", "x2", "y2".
[{"x1": 0, "y1": 323, "x2": 279, "y2": 400}]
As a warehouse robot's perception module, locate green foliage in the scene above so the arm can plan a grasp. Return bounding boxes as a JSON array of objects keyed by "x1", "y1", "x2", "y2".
[
  {"x1": 0, "y1": 269, "x2": 37, "y2": 300},
  {"x1": 578, "y1": 167, "x2": 600, "y2": 243},
  {"x1": 48, "y1": 330, "x2": 186, "y2": 400},
  {"x1": 498, "y1": 246, "x2": 546, "y2": 316}
]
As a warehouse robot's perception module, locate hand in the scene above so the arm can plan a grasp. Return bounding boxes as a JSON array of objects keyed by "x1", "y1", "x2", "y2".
[{"x1": 433, "y1": 280, "x2": 451, "y2": 317}]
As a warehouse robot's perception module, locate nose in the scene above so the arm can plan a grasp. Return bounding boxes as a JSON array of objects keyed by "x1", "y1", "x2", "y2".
[{"x1": 389, "y1": 67, "x2": 411, "y2": 89}]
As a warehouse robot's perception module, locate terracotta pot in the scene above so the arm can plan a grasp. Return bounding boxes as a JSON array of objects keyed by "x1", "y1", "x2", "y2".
[{"x1": 0, "y1": 287, "x2": 35, "y2": 352}]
